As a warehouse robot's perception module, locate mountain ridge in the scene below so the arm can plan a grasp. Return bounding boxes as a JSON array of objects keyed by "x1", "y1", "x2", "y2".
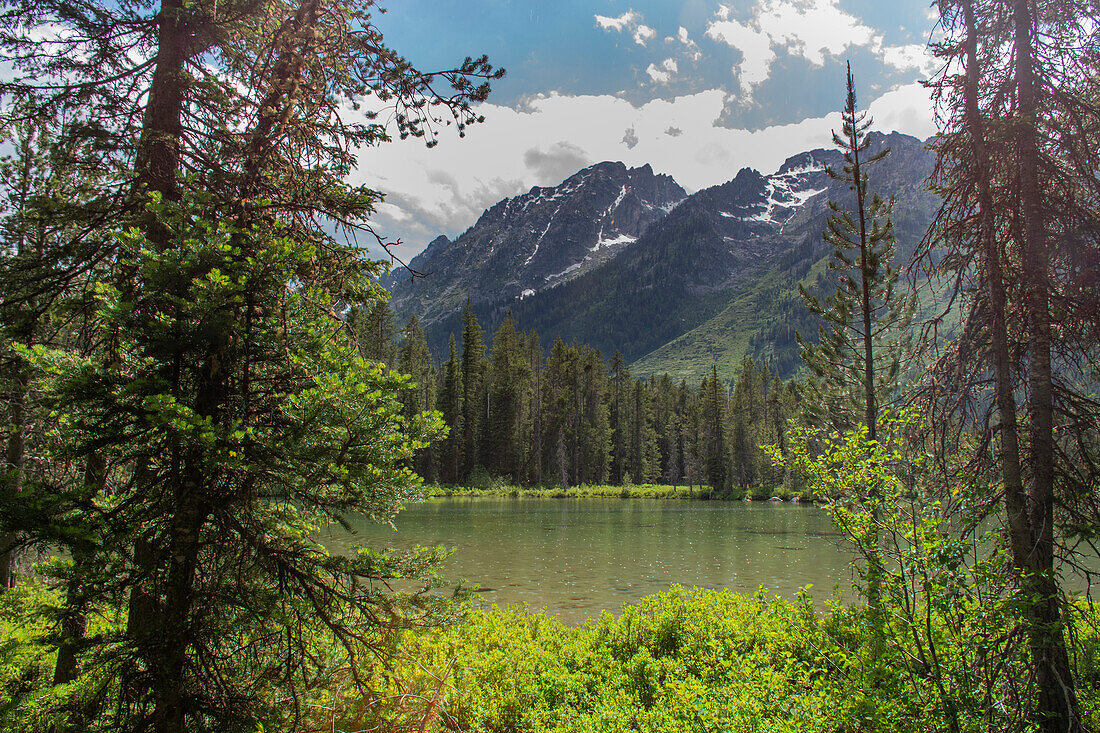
[{"x1": 385, "y1": 131, "x2": 938, "y2": 383}]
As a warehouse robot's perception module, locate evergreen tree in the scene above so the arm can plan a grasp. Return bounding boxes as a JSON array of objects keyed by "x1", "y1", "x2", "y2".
[
  {"x1": 543, "y1": 337, "x2": 573, "y2": 488},
  {"x1": 487, "y1": 313, "x2": 530, "y2": 483},
  {"x1": 525, "y1": 330, "x2": 544, "y2": 485},
  {"x1": 608, "y1": 351, "x2": 631, "y2": 484},
  {"x1": 628, "y1": 380, "x2": 659, "y2": 484},
  {"x1": 352, "y1": 296, "x2": 398, "y2": 366},
  {"x1": 576, "y1": 345, "x2": 611, "y2": 485},
  {"x1": 729, "y1": 358, "x2": 757, "y2": 490},
  {"x1": 399, "y1": 315, "x2": 438, "y2": 482},
  {"x1": 701, "y1": 366, "x2": 728, "y2": 492},
  {"x1": 797, "y1": 62, "x2": 913, "y2": 647},
  {"x1": 798, "y1": 64, "x2": 912, "y2": 437},
  {"x1": 926, "y1": 2, "x2": 1100, "y2": 726},
  {"x1": 0, "y1": 0, "x2": 501, "y2": 727},
  {"x1": 459, "y1": 299, "x2": 485, "y2": 481},
  {"x1": 439, "y1": 335, "x2": 463, "y2": 485}
]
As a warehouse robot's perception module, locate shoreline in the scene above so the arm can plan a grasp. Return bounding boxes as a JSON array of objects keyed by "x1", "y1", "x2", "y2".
[{"x1": 422, "y1": 483, "x2": 811, "y2": 502}]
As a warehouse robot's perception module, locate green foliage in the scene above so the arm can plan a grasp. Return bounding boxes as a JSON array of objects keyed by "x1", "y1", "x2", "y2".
[
  {"x1": 769, "y1": 411, "x2": 1086, "y2": 731},
  {"x1": 354, "y1": 586, "x2": 1057, "y2": 733}
]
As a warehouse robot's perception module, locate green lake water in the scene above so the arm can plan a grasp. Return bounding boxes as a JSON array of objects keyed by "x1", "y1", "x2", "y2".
[{"x1": 323, "y1": 498, "x2": 858, "y2": 624}]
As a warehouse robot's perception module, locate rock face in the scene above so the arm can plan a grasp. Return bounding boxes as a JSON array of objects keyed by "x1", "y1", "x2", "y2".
[
  {"x1": 386, "y1": 131, "x2": 937, "y2": 377},
  {"x1": 384, "y1": 161, "x2": 686, "y2": 329}
]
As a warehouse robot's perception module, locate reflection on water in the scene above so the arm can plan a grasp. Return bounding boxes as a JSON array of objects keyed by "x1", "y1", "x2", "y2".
[{"x1": 322, "y1": 498, "x2": 858, "y2": 624}]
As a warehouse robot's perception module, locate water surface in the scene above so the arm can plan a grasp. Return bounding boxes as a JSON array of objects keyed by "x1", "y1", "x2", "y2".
[{"x1": 324, "y1": 498, "x2": 857, "y2": 623}]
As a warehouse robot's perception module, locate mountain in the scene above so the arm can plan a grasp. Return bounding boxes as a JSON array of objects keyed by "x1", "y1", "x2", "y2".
[
  {"x1": 384, "y1": 161, "x2": 686, "y2": 330},
  {"x1": 386, "y1": 131, "x2": 938, "y2": 383}
]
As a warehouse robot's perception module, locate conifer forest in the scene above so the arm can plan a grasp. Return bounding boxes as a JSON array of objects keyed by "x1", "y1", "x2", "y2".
[{"x1": 1, "y1": 1, "x2": 1099, "y2": 732}]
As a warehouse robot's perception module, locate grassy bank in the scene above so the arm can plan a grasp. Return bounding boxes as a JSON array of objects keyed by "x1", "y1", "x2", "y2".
[
  {"x1": 352, "y1": 587, "x2": 1100, "y2": 733},
  {"x1": 3, "y1": 583, "x2": 1099, "y2": 731},
  {"x1": 424, "y1": 483, "x2": 809, "y2": 501}
]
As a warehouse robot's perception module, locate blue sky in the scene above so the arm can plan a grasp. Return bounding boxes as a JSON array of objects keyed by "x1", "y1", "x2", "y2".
[{"x1": 355, "y1": 1, "x2": 940, "y2": 262}]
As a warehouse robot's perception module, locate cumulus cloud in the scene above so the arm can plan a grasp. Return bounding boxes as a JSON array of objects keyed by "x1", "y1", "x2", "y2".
[
  {"x1": 646, "y1": 58, "x2": 679, "y2": 84},
  {"x1": 706, "y1": 17, "x2": 775, "y2": 97},
  {"x1": 883, "y1": 43, "x2": 938, "y2": 76},
  {"x1": 633, "y1": 24, "x2": 656, "y2": 46},
  {"x1": 705, "y1": 0, "x2": 884, "y2": 99},
  {"x1": 866, "y1": 82, "x2": 937, "y2": 140},
  {"x1": 594, "y1": 10, "x2": 638, "y2": 32},
  {"x1": 595, "y1": 9, "x2": 655, "y2": 47},
  {"x1": 355, "y1": 83, "x2": 935, "y2": 261}
]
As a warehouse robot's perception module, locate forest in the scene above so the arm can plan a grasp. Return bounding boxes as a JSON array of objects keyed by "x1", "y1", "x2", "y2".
[
  {"x1": 352, "y1": 299, "x2": 799, "y2": 495},
  {"x1": 1, "y1": 0, "x2": 1099, "y2": 732}
]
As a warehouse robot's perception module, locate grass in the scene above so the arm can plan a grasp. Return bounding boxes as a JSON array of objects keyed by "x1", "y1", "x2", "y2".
[{"x1": 423, "y1": 483, "x2": 811, "y2": 502}]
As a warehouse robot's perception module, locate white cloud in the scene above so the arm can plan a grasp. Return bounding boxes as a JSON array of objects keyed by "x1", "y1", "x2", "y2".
[
  {"x1": 883, "y1": 43, "x2": 937, "y2": 76},
  {"x1": 595, "y1": 9, "x2": 654, "y2": 47},
  {"x1": 705, "y1": 0, "x2": 887, "y2": 98},
  {"x1": 755, "y1": 0, "x2": 878, "y2": 66},
  {"x1": 353, "y1": 83, "x2": 936, "y2": 261},
  {"x1": 646, "y1": 58, "x2": 679, "y2": 84},
  {"x1": 676, "y1": 26, "x2": 703, "y2": 61},
  {"x1": 633, "y1": 23, "x2": 657, "y2": 46},
  {"x1": 595, "y1": 11, "x2": 638, "y2": 32},
  {"x1": 867, "y1": 82, "x2": 937, "y2": 141},
  {"x1": 705, "y1": 18, "x2": 775, "y2": 97}
]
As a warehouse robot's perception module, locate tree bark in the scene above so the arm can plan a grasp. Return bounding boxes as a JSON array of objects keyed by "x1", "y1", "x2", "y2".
[
  {"x1": 1012, "y1": 1, "x2": 1082, "y2": 729},
  {"x1": 0, "y1": 362, "x2": 27, "y2": 590}
]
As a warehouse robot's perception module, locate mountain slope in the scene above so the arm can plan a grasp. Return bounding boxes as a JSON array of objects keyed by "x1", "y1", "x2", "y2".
[
  {"x1": 388, "y1": 131, "x2": 938, "y2": 383},
  {"x1": 384, "y1": 161, "x2": 686, "y2": 336},
  {"x1": 631, "y1": 131, "x2": 939, "y2": 383}
]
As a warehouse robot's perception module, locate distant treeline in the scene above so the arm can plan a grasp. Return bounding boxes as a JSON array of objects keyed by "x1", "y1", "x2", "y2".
[{"x1": 352, "y1": 299, "x2": 800, "y2": 494}]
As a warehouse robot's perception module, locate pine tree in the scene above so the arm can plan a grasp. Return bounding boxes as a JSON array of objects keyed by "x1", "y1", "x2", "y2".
[
  {"x1": 543, "y1": 338, "x2": 573, "y2": 488},
  {"x1": 487, "y1": 313, "x2": 530, "y2": 483},
  {"x1": 399, "y1": 315, "x2": 438, "y2": 482},
  {"x1": 353, "y1": 296, "x2": 398, "y2": 366},
  {"x1": 459, "y1": 299, "x2": 485, "y2": 481},
  {"x1": 799, "y1": 64, "x2": 912, "y2": 439},
  {"x1": 0, "y1": 1, "x2": 501, "y2": 727},
  {"x1": 577, "y1": 345, "x2": 611, "y2": 485},
  {"x1": 797, "y1": 62, "x2": 913, "y2": 647},
  {"x1": 925, "y1": 1, "x2": 1100, "y2": 726},
  {"x1": 608, "y1": 351, "x2": 631, "y2": 484},
  {"x1": 525, "y1": 330, "x2": 544, "y2": 485},
  {"x1": 439, "y1": 335, "x2": 463, "y2": 485},
  {"x1": 729, "y1": 358, "x2": 756, "y2": 490},
  {"x1": 701, "y1": 366, "x2": 728, "y2": 492}
]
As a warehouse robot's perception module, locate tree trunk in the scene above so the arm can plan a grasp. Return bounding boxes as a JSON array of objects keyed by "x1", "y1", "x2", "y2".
[
  {"x1": 151, "y1": 475, "x2": 210, "y2": 733},
  {"x1": 961, "y1": 0, "x2": 1034, "y2": 617},
  {"x1": 0, "y1": 361, "x2": 27, "y2": 590},
  {"x1": 1013, "y1": 1, "x2": 1082, "y2": 729},
  {"x1": 53, "y1": 453, "x2": 106, "y2": 686}
]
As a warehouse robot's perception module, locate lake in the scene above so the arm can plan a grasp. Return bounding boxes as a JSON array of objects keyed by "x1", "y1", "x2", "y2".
[{"x1": 323, "y1": 497, "x2": 857, "y2": 623}]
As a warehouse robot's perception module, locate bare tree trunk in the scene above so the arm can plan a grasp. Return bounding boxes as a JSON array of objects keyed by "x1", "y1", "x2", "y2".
[
  {"x1": 960, "y1": 0, "x2": 1034, "y2": 616},
  {"x1": 1013, "y1": 1, "x2": 1082, "y2": 729}
]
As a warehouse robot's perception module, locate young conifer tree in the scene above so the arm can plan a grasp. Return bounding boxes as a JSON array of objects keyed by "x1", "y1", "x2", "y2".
[
  {"x1": 797, "y1": 62, "x2": 914, "y2": 643},
  {"x1": 799, "y1": 64, "x2": 913, "y2": 441}
]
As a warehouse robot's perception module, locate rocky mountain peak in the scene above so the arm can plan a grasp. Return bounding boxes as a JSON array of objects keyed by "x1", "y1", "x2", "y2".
[{"x1": 385, "y1": 161, "x2": 687, "y2": 326}]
